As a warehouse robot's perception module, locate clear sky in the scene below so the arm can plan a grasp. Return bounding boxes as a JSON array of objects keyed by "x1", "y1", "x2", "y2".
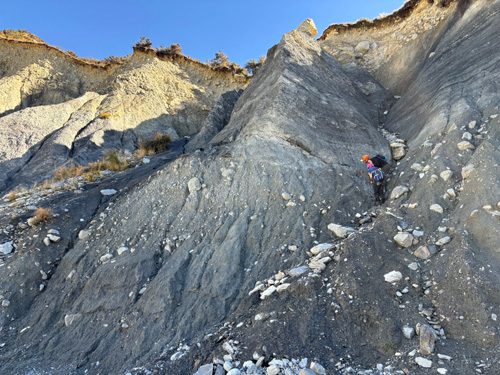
[{"x1": 1, "y1": 0, "x2": 407, "y2": 67}]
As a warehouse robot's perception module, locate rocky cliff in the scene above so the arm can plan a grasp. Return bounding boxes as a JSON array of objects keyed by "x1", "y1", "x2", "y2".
[{"x1": 1, "y1": 0, "x2": 500, "y2": 375}]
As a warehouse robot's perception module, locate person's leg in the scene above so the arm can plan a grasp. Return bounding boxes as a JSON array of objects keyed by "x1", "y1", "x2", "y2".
[
  {"x1": 381, "y1": 179, "x2": 387, "y2": 202},
  {"x1": 373, "y1": 182, "x2": 382, "y2": 205}
]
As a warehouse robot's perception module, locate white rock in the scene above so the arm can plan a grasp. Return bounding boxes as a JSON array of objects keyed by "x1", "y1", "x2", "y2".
[
  {"x1": 391, "y1": 145, "x2": 406, "y2": 160},
  {"x1": 468, "y1": 120, "x2": 477, "y2": 128},
  {"x1": 437, "y1": 368, "x2": 448, "y2": 375},
  {"x1": 0, "y1": 242, "x2": 13, "y2": 255},
  {"x1": 413, "y1": 230, "x2": 424, "y2": 237},
  {"x1": 327, "y1": 223, "x2": 355, "y2": 238},
  {"x1": 64, "y1": 313, "x2": 81, "y2": 327},
  {"x1": 408, "y1": 262, "x2": 419, "y2": 271},
  {"x1": 440, "y1": 170, "x2": 453, "y2": 182},
  {"x1": 282, "y1": 192, "x2": 292, "y2": 200},
  {"x1": 43, "y1": 237, "x2": 51, "y2": 246},
  {"x1": 142, "y1": 157, "x2": 150, "y2": 164},
  {"x1": 461, "y1": 164, "x2": 475, "y2": 179},
  {"x1": 415, "y1": 357, "x2": 432, "y2": 368},
  {"x1": 100, "y1": 253, "x2": 113, "y2": 263},
  {"x1": 170, "y1": 351, "x2": 184, "y2": 361},
  {"x1": 390, "y1": 186, "x2": 409, "y2": 200},
  {"x1": 266, "y1": 364, "x2": 280, "y2": 375},
  {"x1": 260, "y1": 286, "x2": 277, "y2": 300},
  {"x1": 355, "y1": 41, "x2": 371, "y2": 54},
  {"x1": 2, "y1": 300, "x2": 10, "y2": 307},
  {"x1": 100, "y1": 189, "x2": 117, "y2": 196},
  {"x1": 310, "y1": 243, "x2": 334, "y2": 255},
  {"x1": 457, "y1": 141, "x2": 475, "y2": 151},
  {"x1": 411, "y1": 163, "x2": 423, "y2": 171},
  {"x1": 394, "y1": 232, "x2": 414, "y2": 248},
  {"x1": 435, "y1": 236, "x2": 451, "y2": 246},
  {"x1": 276, "y1": 284, "x2": 290, "y2": 292},
  {"x1": 286, "y1": 201, "x2": 297, "y2": 207},
  {"x1": 414, "y1": 246, "x2": 431, "y2": 260},
  {"x1": 223, "y1": 361, "x2": 233, "y2": 371},
  {"x1": 249, "y1": 282, "x2": 265, "y2": 296},
  {"x1": 310, "y1": 361, "x2": 326, "y2": 375},
  {"x1": 384, "y1": 271, "x2": 403, "y2": 283},
  {"x1": 227, "y1": 369, "x2": 241, "y2": 375},
  {"x1": 462, "y1": 132, "x2": 472, "y2": 140},
  {"x1": 446, "y1": 188, "x2": 456, "y2": 198},
  {"x1": 437, "y1": 354, "x2": 452, "y2": 361},
  {"x1": 492, "y1": 313, "x2": 497, "y2": 321},
  {"x1": 117, "y1": 247, "x2": 129, "y2": 256},
  {"x1": 430, "y1": 204, "x2": 444, "y2": 214},
  {"x1": 47, "y1": 234, "x2": 61, "y2": 243},
  {"x1": 47, "y1": 229, "x2": 60, "y2": 235},
  {"x1": 139, "y1": 287, "x2": 147, "y2": 295},
  {"x1": 403, "y1": 326, "x2": 415, "y2": 339},
  {"x1": 78, "y1": 230, "x2": 91, "y2": 240},
  {"x1": 187, "y1": 177, "x2": 202, "y2": 193}
]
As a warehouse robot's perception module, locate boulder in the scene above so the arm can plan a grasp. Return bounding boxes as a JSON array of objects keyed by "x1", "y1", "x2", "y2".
[
  {"x1": 328, "y1": 223, "x2": 356, "y2": 238},
  {"x1": 0, "y1": 241, "x2": 13, "y2": 255},
  {"x1": 390, "y1": 186, "x2": 409, "y2": 200},
  {"x1": 394, "y1": 232, "x2": 414, "y2": 248},
  {"x1": 461, "y1": 164, "x2": 475, "y2": 179},
  {"x1": 355, "y1": 41, "x2": 371, "y2": 54},
  {"x1": 418, "y1": 324, "x2": 438, "y2": 355},
  {"x1": 384, "y1": 271, "x2": 403, "y2": 283}
]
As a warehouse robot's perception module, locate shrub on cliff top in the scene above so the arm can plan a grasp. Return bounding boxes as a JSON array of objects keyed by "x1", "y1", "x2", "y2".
[{"x1": 157, "y1": 43, "x2": 182, "y2": 56}]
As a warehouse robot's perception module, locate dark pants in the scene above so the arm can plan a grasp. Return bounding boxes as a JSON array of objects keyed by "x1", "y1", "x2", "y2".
[{"x1": 373, "y1": 180, "x2": 385, "y2": 204}]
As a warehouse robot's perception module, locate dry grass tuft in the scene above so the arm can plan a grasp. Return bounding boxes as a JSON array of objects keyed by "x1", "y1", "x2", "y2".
[
  {"x1": 103, "y1": 149, "x2": 129, "y2": 171},
  {"x1": 100, "y1": 112, "x2": 112, "y2": 119},
  {"x1": 31, "y1": 207, "x2": 53, "y2": 226},
  {"x1": 137, "y1": 133, "x2": 172, "y2": 157},
  {"x1": 7, "y1": 191, "x2": 19, "y2": 201}
]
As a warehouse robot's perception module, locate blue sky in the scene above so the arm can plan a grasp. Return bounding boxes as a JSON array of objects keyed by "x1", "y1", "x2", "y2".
[{"x1": 1, "y1": 0, "x2": 407, "y2": 66}]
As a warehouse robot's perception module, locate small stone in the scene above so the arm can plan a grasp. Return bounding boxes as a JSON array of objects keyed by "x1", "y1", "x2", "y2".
[
  {"x1": 457, "y1": 141, "x2": 475, "y2": 151},
  {"x1": 403, "y1": 326, "x2": 415, "y2": 339},
  {"x1": 100, "y1": 253, "x2": 113, "y2": 263},
  {"x1": 437, "y1": 354, "x2": 452, "y2": 361},
  {"x1": 254, "y1": 312, "x2": 274, "y2": 321},
  {"x1": 437, "y1": 368, "x2": 448, "y2": 375},
  {"x1": 355, "y1": 41, "x2": 371, "y2": 54},
  {"x1": 287, "y1": 266, "x2": 310, "y2": 277},
  {"x1": 47, "y1": 229, "x2": 60, "y2": 235},
  {"x1": 188, "y1": 177, "x2": 202, "y2": 193},
  {"x1": 390, "y1": 186, "x2": 409, "y2": 200},
  {"x1": 227, "y1": 369, "x2": 241, "y2": 375},
  {"x1": 327, "y1": 223, "x2": 355, "y2": 238},
  {"x1": 299, "y1": 370, "x2": 316, "y2": 375},
  {"x1": 440, "y1": 170, "x2": 453, "y2": 182},
  {"x1": 419, "y1": 325, "x2": 437, "y2": 355},
  {"x1": 468, "y1": 120, "x2": 477, "y2": 129},
  {"x1": 461, "y1": 164, "x2": 475, "y2": 179},
  {"x1": 139, "y1": 287, "x2": 147, "y2": 295},
  {"x1": 435, "y1": 236, "x2": 451, "y2": 247},
  {"x1": 492, "y1": 313, "x2": 497, "y2": 321},
  {"x1": 276, "y1": 284, "x2": 290, "y2": 292},
  {"x1": 260, "y1": 286, "x2": 277, "y2": 300},
  {"x1": 78, "y1": 230, "x2": 91, "y2": 240},
  {"x1": 462, "y1": 132, "x2": 473, "y2": 140},
  {"x1": 0, "y1": 242, "x2": 13, "y2": 255},
  {"x1": 117, "y1": 247, "x2": 129, "y2": 256},
  {"x1": 310, "y1": 362, "x2": 326, "y2": 374},
  {"x1": 483, "y1": 205, "x2": 492, "y2": 210},
  {"x1": 142, "y1": 157, "x2": 150, "y2": 164},
  {"x1": 47, "y1": 234, "x2": 61, "y2": 243},
  {"x1": 2, "y1": 300, "x2": 10, "y2": 307},
  {"x1": 170, "y1": 351, "x2": 184, "y2": 361},
  {"x1": 414, "y1": 246, "x2": 432, "y2": 260},
  {"x1": 267, "y1": 365, "x2": 280, "y2": 375},
  {"x1": 408, "y1": 262, "x2": 419, "y2": 271},
  {"x1": 415, "y1": 357, "x2": 432, "y2": 368},
  {"x1": 64, "y1": 313, "x2": 81, "y2": 327},
  {"x1": 384, "y1": 271, "x2": 403, "y2": 283},
  {"x1": 286, "y1": 201, "x2": 297, "y2": 207},
  {"x1": 310, "y1": 243, "x2": 334, "y2": 255},
  {"x1": 413, "y1": 230, "x2": 424, "y2": 237},
  {"x1": 394, "y1": 232, "x2": 414, "y2": 248},
  {"x1": 43, "y1": 237, "x2": 51, "y2": 246},
  {"x1": 299, "y1": 194, "x2": 306, "y2": 202},
  {"x1": 282, "y1": 192, "x2": 292, "y2": 200},
  {"x1": 447, "y1": 188, "x2": 456, "y2": 198},
  {"x1": 100, "y1": 189, "x2": 117, "y2": 196},
  {"x1": 430, "y1": 204, "x2": 444, "y2": 214}
]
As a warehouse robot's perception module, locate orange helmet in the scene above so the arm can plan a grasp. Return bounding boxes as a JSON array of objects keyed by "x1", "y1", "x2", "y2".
[{"x1": 361, "y1": 155, "x2": 369, "y2": 162}]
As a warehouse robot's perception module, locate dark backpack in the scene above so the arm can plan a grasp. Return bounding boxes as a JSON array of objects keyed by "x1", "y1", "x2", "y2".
[{"x1": 372, "y1": 154, "x2": 388, "y2": 167}]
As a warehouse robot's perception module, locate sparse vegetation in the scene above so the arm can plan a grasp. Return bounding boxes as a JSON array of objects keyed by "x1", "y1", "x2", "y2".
[
  {"x1": 156, "y1": 43, "x2": 183, "y2": 57},
  {"x1": 0, "y1": 29, "x2": 44, "y2": 43},
  {"x1": 7, "y1": 191, "x2": 19, "y2": 201},
  {"x1": 100, "y1": 112, "x2": 111, "y2": 119},
  {"x1": 245, "y1": 56, "x2": 266, "y2": 76},
  {"x1": 136, "y1": 133, "x2": 172, "y2": 157},
  {"x1": 31, "y1": 207, "x2": 53, "y2": 226},
  {"x1": 134, "y1": 37, "x2": 153, "y2": 51},
  {"x1": 103, "y1": 149, "x2": 129, "y2": 171},
  {"x1": 209, "y1": 50, "x2": 230, "y2": 68}
]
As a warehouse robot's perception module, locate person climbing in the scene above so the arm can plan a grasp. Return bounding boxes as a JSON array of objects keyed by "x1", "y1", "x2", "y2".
[
  {"x1": 361, "y1": 154, "x2": 390, "y2": 174},
  {"x1": 361, "y1": 154, "x2": 390, "y2": 198},
  {"x1": 366, "y1": 162, "x2": 386, "y2": 206}
]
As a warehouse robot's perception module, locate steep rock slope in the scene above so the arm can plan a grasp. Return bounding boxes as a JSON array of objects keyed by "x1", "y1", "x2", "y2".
[
  {"x1": 0, "y1": 40, "x2": 248, "y2": 194},
  {"x1": 0, "y1": 29, "x2": 393, "y2": 375}
]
